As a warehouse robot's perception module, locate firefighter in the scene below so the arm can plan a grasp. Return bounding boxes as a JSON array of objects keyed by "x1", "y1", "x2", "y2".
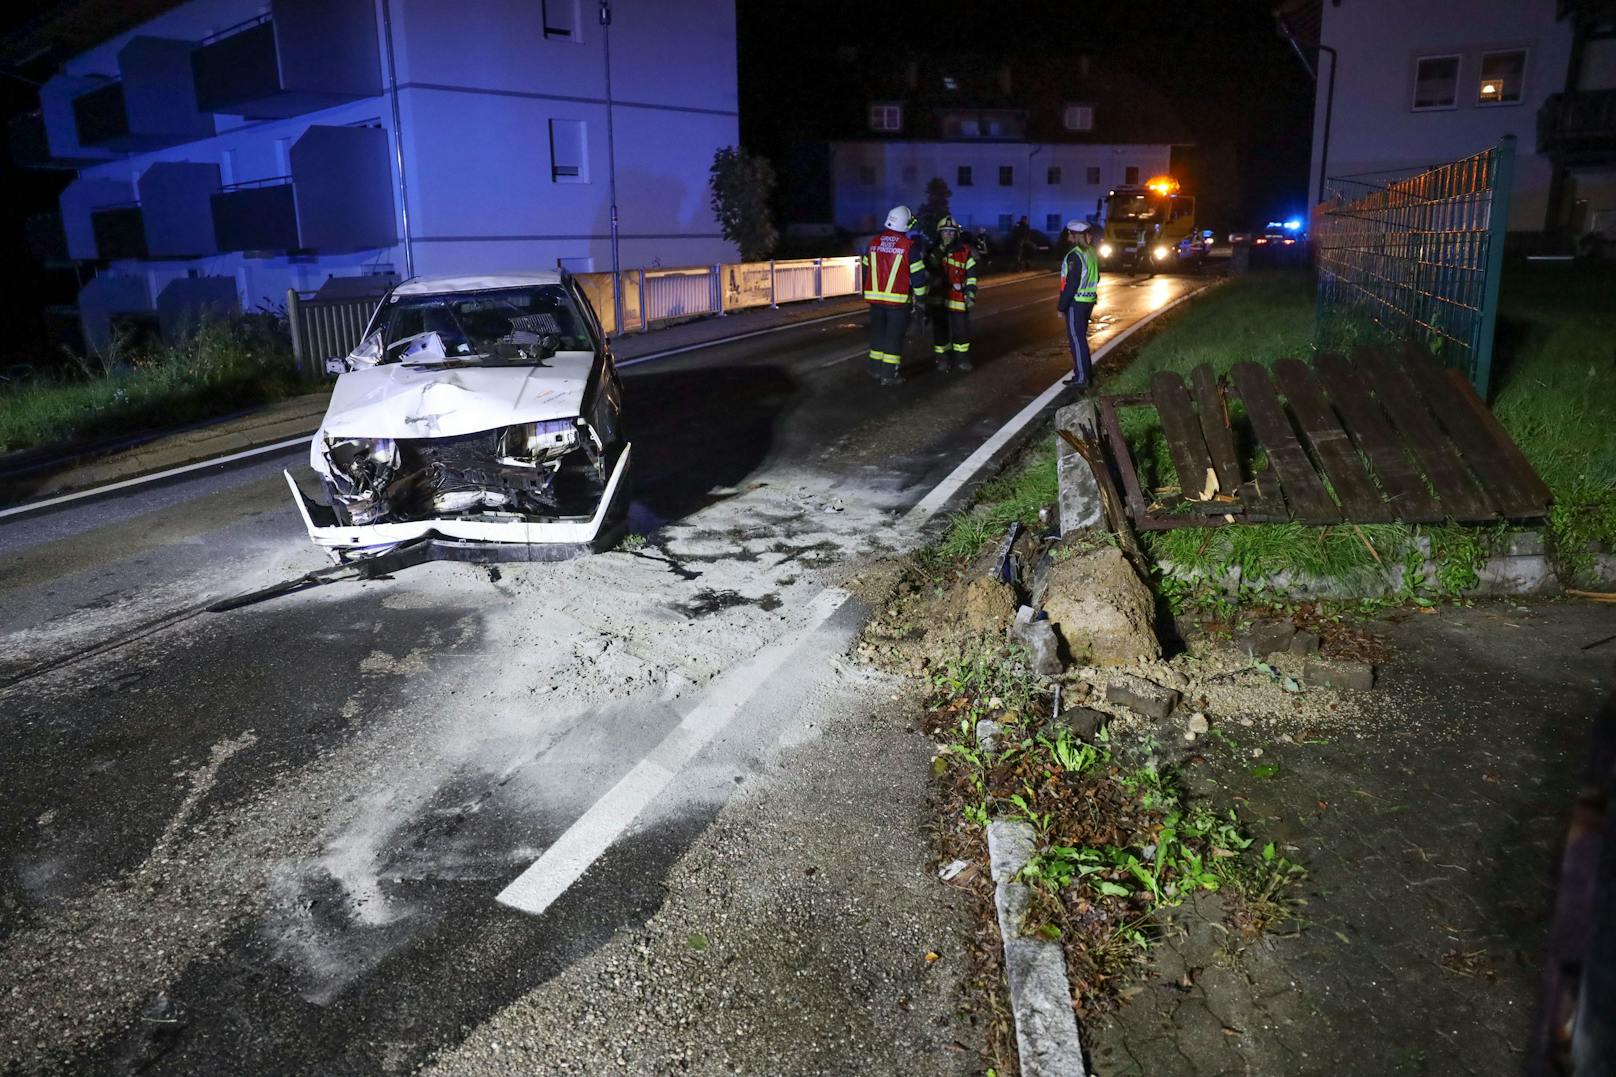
[
  {"x1": 930, "y1": 215, "x2": 978, "y2": 373},
  {"x1": 862, "y1": 205, "x2": 929, "y2": 386},
  {"x1": 1056, "y1": 219, "x2": 1100, "y2": 389}
]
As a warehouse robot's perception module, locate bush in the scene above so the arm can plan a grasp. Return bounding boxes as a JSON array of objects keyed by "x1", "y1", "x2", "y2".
[{"x1": 0, "y1": 315, "x2": 302, "y2": 453}]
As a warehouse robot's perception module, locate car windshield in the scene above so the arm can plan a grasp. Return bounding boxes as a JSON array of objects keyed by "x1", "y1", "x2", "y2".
[
  {"x1": 377, "y1": 285, "x2": 592, "y2": 365},
  {"x1": 1106, "y1": 193, "x2": 1161, "y2": 222}
]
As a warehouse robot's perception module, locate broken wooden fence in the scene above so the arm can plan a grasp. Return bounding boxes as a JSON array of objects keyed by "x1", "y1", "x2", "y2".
[{"x1": 1095, "y1": 343, "x2": 1550, "y2": 529}]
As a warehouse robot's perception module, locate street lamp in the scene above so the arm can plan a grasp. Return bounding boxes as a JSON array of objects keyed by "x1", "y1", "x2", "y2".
[{"x1": 600, "y1": 0, "x2": 623, "y2": 335}]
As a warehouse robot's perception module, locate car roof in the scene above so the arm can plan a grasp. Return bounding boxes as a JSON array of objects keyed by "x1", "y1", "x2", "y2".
[{"x1": 391, "y1": 272, "x2": 565, "y2": 296}]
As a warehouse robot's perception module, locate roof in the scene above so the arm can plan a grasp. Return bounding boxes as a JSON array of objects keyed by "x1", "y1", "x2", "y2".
[{"x1": 391, "y1": 272, "x2": 565, "y2": 296}]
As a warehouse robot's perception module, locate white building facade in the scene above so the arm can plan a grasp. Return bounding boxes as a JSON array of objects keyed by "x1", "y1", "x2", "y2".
[
  {"x1": 1305, "y1": 0, "x2": 1616, "y2": 237},
  {"x1": 23, "y1": 0, "x2": 739, "y2": 351},
  {"x1": 831, "y1": 140, "x2": 1173, "y2": 238}
]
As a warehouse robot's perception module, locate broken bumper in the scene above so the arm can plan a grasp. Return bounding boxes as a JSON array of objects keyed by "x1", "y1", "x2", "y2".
[{"x1": 284, "y1": 442, "x2": 631, "y2": 557}]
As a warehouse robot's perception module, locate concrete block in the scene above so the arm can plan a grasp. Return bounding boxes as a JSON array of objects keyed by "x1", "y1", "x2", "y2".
[
  {"x1": 1289, "y1": 630, "x2": 1321, "y2": 656},
  {"x1": 1303, "y1": 659, "x2": 1375, "y2": 692},
  {"x1": 1237, "y1": 620, "x2": 1296, "y2": 657},
  {"x1": 1055, "y1": 400, "x2": 1103, "y2": 537},
  {"x1": 1008, "y1": 619, "x2": 1064, "y2": 676},
  {"x1": 1057, "y1": 706, "x2": 1108, "y2": 742},
  {"x1": 1105, "y1": 674, "x2": 1181, "y2": 719}
]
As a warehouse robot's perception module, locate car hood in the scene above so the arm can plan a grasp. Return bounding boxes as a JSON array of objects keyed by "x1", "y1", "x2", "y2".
[{"x1": 318, "y1": 352, "x2": 596, "y2": 441}]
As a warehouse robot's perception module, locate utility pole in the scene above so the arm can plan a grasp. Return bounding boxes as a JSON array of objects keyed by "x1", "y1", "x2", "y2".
[{"x1": 600, "y1": 0, "x2": 624, "y2": 336}]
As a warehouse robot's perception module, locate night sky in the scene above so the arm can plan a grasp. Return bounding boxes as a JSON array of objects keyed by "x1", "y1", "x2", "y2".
[{"x1": 0, "y1": 0, "x2": 1314, "y2": 365}]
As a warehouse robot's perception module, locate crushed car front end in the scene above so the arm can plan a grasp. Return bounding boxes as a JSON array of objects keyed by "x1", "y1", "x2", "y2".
[{"x1": 286, "y1": 273, "x2": 631, "y2": 560}]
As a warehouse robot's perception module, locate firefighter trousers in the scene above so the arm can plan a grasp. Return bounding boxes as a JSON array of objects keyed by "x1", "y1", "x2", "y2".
[
  {"x1": 932, "y1": 308, "x2": 972, "y2": 369},
  {"x1": 867, "y1": 303, "x2": 910, "y2": 378}
]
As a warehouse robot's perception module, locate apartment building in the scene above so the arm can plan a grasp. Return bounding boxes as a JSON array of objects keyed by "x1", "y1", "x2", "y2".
[{"x1": 10, "y1": 0, "x2": 739, "y2": 351}]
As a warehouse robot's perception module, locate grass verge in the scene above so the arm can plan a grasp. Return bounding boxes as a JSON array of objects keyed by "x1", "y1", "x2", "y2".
[
  {"x1": 0, "y1": 317, "x2": 306, "y2": 454},
  {"x1": 971, "y1": 265, "x2": 1615, "y2": 605},
  {"x1": 923, "y1": 647, "x2": 1302, "y2": 1019}
]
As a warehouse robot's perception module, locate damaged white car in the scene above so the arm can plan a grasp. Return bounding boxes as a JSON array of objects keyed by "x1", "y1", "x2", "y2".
[{"x1": 285, "y1": 272, "x2": 629, "y2": 561}]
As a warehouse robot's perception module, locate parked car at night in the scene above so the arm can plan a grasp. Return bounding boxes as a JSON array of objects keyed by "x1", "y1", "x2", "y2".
[{"x1": 286, "y1": 272, "x2": 629, "y2": 560}]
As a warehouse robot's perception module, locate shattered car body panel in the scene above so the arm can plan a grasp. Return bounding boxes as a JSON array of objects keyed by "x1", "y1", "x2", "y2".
[{"x1": 291, "y1": 272, "x2": 629, "y2": 556}]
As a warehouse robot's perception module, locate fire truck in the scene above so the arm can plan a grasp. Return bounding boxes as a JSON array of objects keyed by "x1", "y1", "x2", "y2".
[{"x1": 1095, "y1": 175, "x2": 1210, "y2": 275}]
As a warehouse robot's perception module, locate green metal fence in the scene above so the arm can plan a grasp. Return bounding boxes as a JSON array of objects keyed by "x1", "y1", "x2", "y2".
[{"x1": 1314, "y1": 135, "x2": 1515, "y2": 399}]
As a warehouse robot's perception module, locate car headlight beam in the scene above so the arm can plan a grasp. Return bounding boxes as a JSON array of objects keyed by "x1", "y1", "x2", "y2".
[
  {"x1": 1153, "y1": 245, "x2": 1170, "y2": 260},
  {"x1": 1098, "y1": 242, "x2": 1114, "y2": 258}
]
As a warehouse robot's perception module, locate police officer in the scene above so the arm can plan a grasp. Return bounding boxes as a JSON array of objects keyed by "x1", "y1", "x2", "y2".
[
  {"x1": 862, "y1": 205, "x2": 929, "y2": 386},
  {"x1": 1056, "y1": 219, "x2": 1100, "y2": 389},
  {"x1": 929, "y1": 215, "x2": 978, "y2": 373}
]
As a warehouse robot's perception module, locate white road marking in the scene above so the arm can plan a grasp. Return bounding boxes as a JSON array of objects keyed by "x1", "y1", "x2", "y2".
[
  {"x1": 495, "y1": 585, "x2": 851, "y2": 916},
  {"x1": 0, "y1": 436, "x2": 313, "y2": 522},
  {"x1": 494, "y1": 280, "x2": 1213, "y2": 919}
]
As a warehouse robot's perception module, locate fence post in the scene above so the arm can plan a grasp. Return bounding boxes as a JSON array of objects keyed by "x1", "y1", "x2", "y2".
[
  {"x1": 769, "y1": 259, "x2": 777, "y2": 309},
  {"x1": 713, "y1": 264, "x2": 726, "y2": 316},
  {"x1": 639, "y1": 267, "x2": 649, "y2": 334},
  {"x1": 286, "y1": 288, "x2": 307, "y2": 377},
  {"x1": 814, "y1": 257, "x2": 823, "y2": 300},
  {"x1": 1472, "y1": 135, "x2": 1515, "y2": 401}
]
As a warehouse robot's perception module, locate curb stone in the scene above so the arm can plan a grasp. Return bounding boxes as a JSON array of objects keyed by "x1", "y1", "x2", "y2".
[{"x1": 986, "y1": 821, "x2": 1087, "y2": 1077}]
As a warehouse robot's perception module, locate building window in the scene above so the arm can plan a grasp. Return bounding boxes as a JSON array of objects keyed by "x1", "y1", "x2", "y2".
[
  {"x1": 958, "y1": 165, "x2": 973, "y2": 187},
  {"x1": 1063, "y1": 104, "x2": 1094, "y2": 132},
  {"x1": 869, "y1": 102, "x2": 902, "y2": 132},
  {"x1": 858, "y1": 164, "x2": 876, "y2": 186},
  {"x1": 999, "y1": 165, "x2": 1014, "y2": 186},
  {"x1": 902, "y1": 164, "x2": 917, "y2": 184},
  {"x1": 1412, "y1": 54, "x2": 1460, "y2": 110},
  {"x1": 1478, "y1": 49, "x2": 1526, "y2": 105},
  {"x1": 1046, "y1": 165, "x2": 1061, "y2": 185},
  {"x1": 1045, "y1": 213, "x2": 1061, "y2": 232},
  {"x1": 549, "y1": 119, "x2": 586, "y2": 182},
  {"x1": 1086, "y1": 165, "x2": 1101, "y2": 185},
  {"x1": 998, "y1": 213, "x2": 1012, "y2": 231},
  {"x1": 543, "y1": 0, "x2": 577, "y2": 40},
  {"x1": 1124, "y1": 165, "x2": 1139, "y2": 185}
]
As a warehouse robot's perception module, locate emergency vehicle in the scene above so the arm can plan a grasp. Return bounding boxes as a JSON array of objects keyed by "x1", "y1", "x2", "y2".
[{"x1": 1095, "y1": 175, "x2": 1210, "y2": 275}]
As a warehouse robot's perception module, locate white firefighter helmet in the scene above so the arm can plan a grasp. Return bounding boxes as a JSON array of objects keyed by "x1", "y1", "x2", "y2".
[{"x1": 885, "y1": 205, "x2": 914, "y2": 231}]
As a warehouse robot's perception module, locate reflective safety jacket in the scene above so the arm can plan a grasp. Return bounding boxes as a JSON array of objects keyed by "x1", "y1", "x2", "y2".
[
  {"x1": 938, "y1": 242, "x2": 978, "y2": 312},
  {"x1": 863, "y1": 228, "x2": 929, "y2": 307},
  {"x1": 1058, "y1": 243, "x2": 1100, "y2": 310}
]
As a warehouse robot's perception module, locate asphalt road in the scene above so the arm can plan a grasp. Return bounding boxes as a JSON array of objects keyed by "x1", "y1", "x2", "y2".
[{"x1": 0, "y1": 269, "x2": 1210, "y2": 1073}]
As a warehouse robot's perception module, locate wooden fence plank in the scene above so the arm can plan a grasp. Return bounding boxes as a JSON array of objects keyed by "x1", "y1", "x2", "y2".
[
  {"x1": 1398, "y1": 343, "x2": 1549, "y2": 517},
  {"x1": 1272, "y1": 357, "x2": 1392, "y2": 521},
  {"x1": 1228, "y1": 361, "x2": 1340, "y2": 523},
  {"x1": 1150, "y1": 371, "x2": 1217, "y2": 500},
  {"x1": 1188, "y1": 365, "x2": 1242, "y2": 496},
  {"x1": 1352, "y1": 346, "x2": 1496, "y2": 520},
  {"x1": 1314, "y1": 353, "x2": 1445, "y2": 522}
]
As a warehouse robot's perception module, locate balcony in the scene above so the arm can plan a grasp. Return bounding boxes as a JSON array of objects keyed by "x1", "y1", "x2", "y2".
[
  {"x1": 90, "y1": 204, "x2": 148, "y2": 261},
  {"x1": 191, "y1": 0, "x2": 381, "y2": 119},
  {"x1": 211, "y1": 124, "x2": 396, "y2": 253},
  {"x1": 1538, "y1": 89, "x2": 1616, "y2": 164},
  {"x1": 138, "y1": 160, "x2": 221, "y2": 258},
  {"x1": 72, "y1": 37, "x2": 214, "y2": 151},
  {"x1": 212, "y1": 178, "x2": 300, "y2": 252}
]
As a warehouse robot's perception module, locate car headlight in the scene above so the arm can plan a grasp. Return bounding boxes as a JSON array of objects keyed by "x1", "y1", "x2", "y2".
[
  {"x1": 1098, "y1": 242, "x2": 1114, "y2": 258},
  {"x1": 326, "y1": 437, "x2": 397, "y2": 478},
  {"x1": 1153, "y1": 245, "x2": 1170, "y2": 260},
  {"x1": 500, "y1": 419, "x2": 580, "y2": 464}
]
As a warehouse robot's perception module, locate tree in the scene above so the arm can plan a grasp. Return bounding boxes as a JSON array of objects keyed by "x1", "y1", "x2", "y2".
[
  {"x1": 916, "y1": 176, "x2": 952, "y2": 234},
  {"x1": 709, "y1": 146, "x2": 779, "y2": 262}
]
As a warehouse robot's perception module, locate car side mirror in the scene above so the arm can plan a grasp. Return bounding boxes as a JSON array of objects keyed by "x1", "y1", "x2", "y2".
[{"x1": 343, "y1": 331, "x2": 384, "y2": 371}]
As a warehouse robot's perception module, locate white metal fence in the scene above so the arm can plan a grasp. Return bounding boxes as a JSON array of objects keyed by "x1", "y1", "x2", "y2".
[{"x1": 287, "y1": 256, "x2": 864, "y2": 375}]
